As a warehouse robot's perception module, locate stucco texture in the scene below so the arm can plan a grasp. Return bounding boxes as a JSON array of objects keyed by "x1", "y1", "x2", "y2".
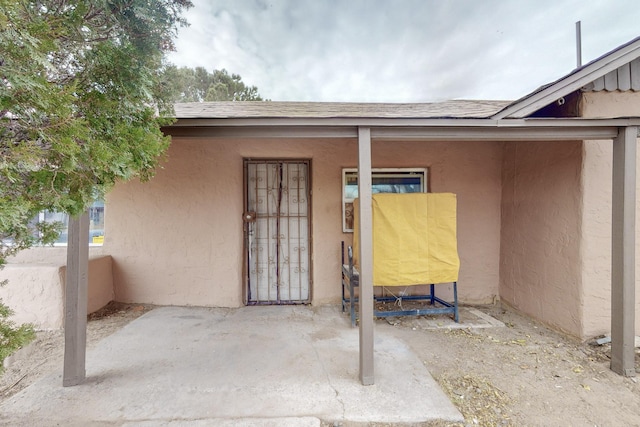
[
  {"x1": 500, "y1": 138, "x2": 640, "y2": 339},
  {"x1": 0, "y1": 255, "x2": 114, "y2": 330},
  {"x1": 105, "y1": 138, "x2": 502, "y2": 308},
  {"x1": 498, "y1": 92, "x2": 640, "y2": 339},
  {"x1": 581, "y1": 142, "x2": 640, "y2": 339},
  {"x1": 581, "y1": 91, "x2": 640, "y2": 118},
  {"x1": 580, "y1": 93, "x2": 640, "y2": 338},
  {"x1": 500, "y1": 141, "x2": 584, "y2": 336}
]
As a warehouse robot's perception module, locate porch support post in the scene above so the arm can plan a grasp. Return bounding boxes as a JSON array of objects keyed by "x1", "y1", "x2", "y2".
[
  {"x1": 63, "y1": 211, "x2": 89, "y2": 386},
  {"x1": 357, "y1": 126, "x2": 374, "y2": 385},
  {"x1": 611, "y1": 126, "x2": 637, "y2": 377}
]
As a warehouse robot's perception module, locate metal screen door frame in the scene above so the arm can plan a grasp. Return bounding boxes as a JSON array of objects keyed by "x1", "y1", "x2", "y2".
[{"x1": 243, "y1": 159, "x2": 312, "y2": 305}]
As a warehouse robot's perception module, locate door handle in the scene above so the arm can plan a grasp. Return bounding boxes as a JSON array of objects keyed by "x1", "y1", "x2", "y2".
[{"x1": 243, "y1": 211, "x2": 257, "y2": 223}]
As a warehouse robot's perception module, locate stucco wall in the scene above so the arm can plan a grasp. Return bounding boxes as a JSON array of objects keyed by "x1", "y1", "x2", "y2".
[
  {"x1": 7, "y1": 246, "x2": 105, "y2": 264},
  {"x1": 0, "y1": 264, "x2": 64, "y2": 329},
  {"x1": 581, "y1": 139, "x2": 640, "y2": 338},
  {"x1": 500, "y1": 91, "x2": 640, "y2": 339},
  {"x1": 580, "y1": 91, "x2": 640, "y2": 338},
  {"x1": 106, "y1": 138, "x2": 502, "y2": 307},
  {"x1": 581, "y1": 91, "x2": 640, "y2": 118},
  {"x1": 0, "y1": 256, "x2": 114, "y2": 330},
  {"x1": 580, "y1": 140, "x2": 615, "y2": 337},
  {"x1": 500, "y1": 141, "x2": 584, "y2": 337},
  {"x1": 60, "y1": 256, "x2": 115, "y2": 315}
]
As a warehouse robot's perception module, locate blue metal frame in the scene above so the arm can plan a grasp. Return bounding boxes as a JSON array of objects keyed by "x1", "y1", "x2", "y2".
[{"x1": 341, "y1": 242, "x2": 459, "y2": 327}]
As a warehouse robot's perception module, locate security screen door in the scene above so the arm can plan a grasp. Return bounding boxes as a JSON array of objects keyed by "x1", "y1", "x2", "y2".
[{"x1": 244, "y1": 160, "x2": 311, "y2": 304}]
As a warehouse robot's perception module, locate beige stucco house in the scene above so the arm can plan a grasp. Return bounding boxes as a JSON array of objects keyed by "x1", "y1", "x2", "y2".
[{"x1": 3, "y1": 37, "x2": 640, "y2": 361}]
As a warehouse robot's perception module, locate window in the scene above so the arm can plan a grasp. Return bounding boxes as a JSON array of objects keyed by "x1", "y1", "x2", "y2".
[
  {"x1": 36, "y1": 200, "x2": 105, "y2": 246},
  {"x1": 342, "y1": 168, "x2": 427, "y2": 232}
]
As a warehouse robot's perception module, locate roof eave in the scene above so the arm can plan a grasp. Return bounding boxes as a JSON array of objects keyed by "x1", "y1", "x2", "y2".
[
  {"x1": 163, "y1": 117, "x2": 640, "y2": 141},
  {"x1": 492, "y1": 36, "x2": 640, "y2": 120}
]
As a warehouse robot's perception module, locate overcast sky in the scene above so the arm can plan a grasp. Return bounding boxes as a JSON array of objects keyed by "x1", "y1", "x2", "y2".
[{"x1": 166, "y1": 0, "x2": 640, "y2": 102}]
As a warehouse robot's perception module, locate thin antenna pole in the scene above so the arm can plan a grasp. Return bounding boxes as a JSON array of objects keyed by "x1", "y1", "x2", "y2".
[{"x1": 576, "y1": 21, "x2": 582, "y2": 68}]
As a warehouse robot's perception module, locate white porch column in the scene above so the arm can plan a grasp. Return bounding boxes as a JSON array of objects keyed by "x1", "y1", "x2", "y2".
[
  {"x1": 63, "y1": 211, "x2": 89, "y2": 386},
  {"x1": 611, "y1": 126, "x2": 637, "y2": 377},
  {"x1": 357, "y1": 126, "x2": 374, "y2": 385}
]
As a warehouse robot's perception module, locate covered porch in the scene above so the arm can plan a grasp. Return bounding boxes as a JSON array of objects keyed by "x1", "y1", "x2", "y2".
[
  {"x1": 60, "y1": 36, "x2": 640, "y2": 386},
  {"x1": 56, "y1": 112, "x2": 638, "y2": 387}
]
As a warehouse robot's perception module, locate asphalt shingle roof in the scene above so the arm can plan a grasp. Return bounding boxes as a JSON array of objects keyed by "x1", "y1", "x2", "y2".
[{"x1": 173, "y1": 100, "x2": 512, "y2": 120}]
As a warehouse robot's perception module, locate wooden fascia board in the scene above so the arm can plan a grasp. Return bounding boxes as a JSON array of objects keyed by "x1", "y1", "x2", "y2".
[
  {"x1": 164, "y1": 120, "x2": 636, "y2": 141},
  {"x1": 493, "y1": 39, "x2": 640, "y2": 120},
  {"x1": 163, "y1": 116, "x2": 640, "y2": 141},
  {"x1": 371, "y1": 126, "x2": 618, "y2": 141},
  {"x1": 497, "y1": 118, "x2": 640, "y2": 127},
  {"x1": 377, "y1": 118, "x2": 640, "y2": 140}
]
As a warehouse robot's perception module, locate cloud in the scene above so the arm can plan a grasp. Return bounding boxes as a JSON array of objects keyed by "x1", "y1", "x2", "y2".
[{"x1": 167, "y1": 0, "x2": 640, "y2": 102}]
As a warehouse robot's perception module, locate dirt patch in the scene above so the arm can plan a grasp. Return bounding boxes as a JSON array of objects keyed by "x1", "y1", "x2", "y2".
[
  {"x1": 1, "y1": 302, "x2": 639, "y2": 426},
  {"x1": 0, "y1": 301, "x2": 152, "y2": 400},
  {"x1": 382, "y1": 304, "x2": 640, "y2": 427}
]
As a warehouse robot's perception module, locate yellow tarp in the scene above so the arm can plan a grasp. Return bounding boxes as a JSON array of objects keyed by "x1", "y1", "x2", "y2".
[{"x1": 353, "y1": 193, "x2": 459, "y2": 286}]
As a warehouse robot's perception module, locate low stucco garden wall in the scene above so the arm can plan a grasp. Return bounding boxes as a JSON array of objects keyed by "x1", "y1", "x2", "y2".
[{"x1": 0, "y1": 255, "x2": 114, "y2": 330}]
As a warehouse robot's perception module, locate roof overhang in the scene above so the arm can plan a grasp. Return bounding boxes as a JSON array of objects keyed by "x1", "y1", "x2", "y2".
[
  {"x1": 493, "y1": 36, "x2": 640, "y2": 119},
  {"x1": 163, "y1": 117, "x2": 640, "y2": 141}
]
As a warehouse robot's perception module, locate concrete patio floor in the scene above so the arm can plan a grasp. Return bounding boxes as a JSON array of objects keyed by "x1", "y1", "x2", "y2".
[{"x1": 0, "y1": 305, "x2": 493, "y2": 426}]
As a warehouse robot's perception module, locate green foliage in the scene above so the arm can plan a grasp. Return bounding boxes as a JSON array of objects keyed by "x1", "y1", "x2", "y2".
[
  {"x1": 0, "y1": 0, "x2": 192, "y2": 345},
  {"x1": 0, "y1": 0, "x2": 192, "y2": 263},
  {"x1": 161, "y1": 66, "x2": 265, "y2": 102},
  {"x1": 0, "y1": 297, "x2": 35, "y2": 369}
]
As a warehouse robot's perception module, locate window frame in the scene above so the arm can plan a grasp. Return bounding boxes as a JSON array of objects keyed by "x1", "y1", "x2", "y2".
[
  {"x1": 37, "y1": 200, "x2": 105, "y2": 247},
  {"x1": 342, "y1": 167, "x2": 428, "y2": 233}
]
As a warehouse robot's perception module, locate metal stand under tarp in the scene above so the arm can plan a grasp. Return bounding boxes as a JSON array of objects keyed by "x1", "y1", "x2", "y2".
[
  {"x1": 341, "y1": 192, "x2": 461, "y2": 327},
  {"x1": 341, "y1": 241, "x2": 458, "y2": 327}
]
